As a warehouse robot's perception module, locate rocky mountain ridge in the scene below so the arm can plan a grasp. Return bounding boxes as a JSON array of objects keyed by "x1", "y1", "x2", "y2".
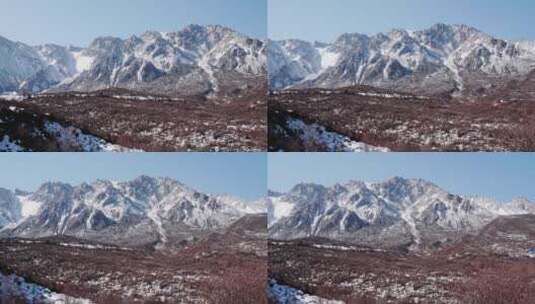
[
  {"x1": 0, "y1": 176, "x2": 265, "y2": 248},
  {"x1": 269, "y1": 23, "x2": 535, "y2": 99},
  {"x1": 0, "y1": 24, "x2": 266, "y2": 97},
  {"x1": 268, "y1": 177, "x2": 535, "y2": 249}
]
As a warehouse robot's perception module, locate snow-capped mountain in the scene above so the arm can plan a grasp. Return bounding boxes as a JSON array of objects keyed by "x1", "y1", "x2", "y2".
[
  {"x1": 268, "y1": 177, "x2": 535, "y2": 248},
  {"x1": 0, "y1": 176, "x2": 265, "y2": 247},
  {"x1": 269, "y1": 23, "x2": 535, "y2": 98},
  {"x1": 0, "y1": 24, "x2": 266, "y2": 96},
  {"x1": 0, "y1": 36, "x2": 66, "y2": 93},
  {"x1": 0, "y1": 188, "x2": 21, "y2": 228}
]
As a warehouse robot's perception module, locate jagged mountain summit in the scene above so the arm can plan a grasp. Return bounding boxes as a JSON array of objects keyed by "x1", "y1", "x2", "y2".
[
  {"x1": 0, "y1": 176, "x2": 265, "y2": 247},
  {"x1": 0, "y1": 24, "x2": 266, "y2": 97},
  {"x1": 268, "y1": 177, "x2": 535, "y2": 249},
  {"x1": 269, "y1": 23, "x2": 535, "y2": 99}
]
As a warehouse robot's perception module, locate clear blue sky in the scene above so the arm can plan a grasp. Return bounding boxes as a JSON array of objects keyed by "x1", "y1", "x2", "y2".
[
  {"x1": 268, "y1": 153, "x2": 535, "y2": 202},
  {"x1": 0, "y1": 0, "x2": 266, "y2": 46},
  {"x1": 0, "y1": 153, "x2": 266, "y2": 201},
  {"x1": 269, "y1": 0, "x2": 535, "y2": 42}
]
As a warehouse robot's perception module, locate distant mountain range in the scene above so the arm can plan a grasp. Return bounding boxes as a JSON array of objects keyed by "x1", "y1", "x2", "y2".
[
  {"x1": 0, "y1": 176, "x2": 265, "y2": 248},
  {"x1": 268, "y1": 177, "x2": 535, "y2": 249},
  {"x1": 0, "y1": 24, "x2": 266, "y2": 96},
  {"x1": 269, "y1": 23, "x2": 535, "y2": 99},
  {"x1": 5, "y1": 23, "x2": 535, "y2": 100}
]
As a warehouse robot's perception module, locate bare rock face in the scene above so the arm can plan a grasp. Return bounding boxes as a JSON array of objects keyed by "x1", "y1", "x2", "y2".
[
  {"x1": 269, "y1": 23, "x2": 535, "y2": 99},
  {"x1": 268, "y1": 177, "x2": 535, "y2": 249},
  {"x1": 0, "y1": 25, "x2": 266, "y2": 97}
]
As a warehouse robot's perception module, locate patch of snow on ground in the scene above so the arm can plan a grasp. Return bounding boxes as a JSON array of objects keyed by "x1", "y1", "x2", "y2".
[
  {"x1": 311, "y1": 244, "x2": 356, "y2": 251},
  {"x1": 0, "y1": 272, "x2": 93, "y2": 304},
  {"x1": 268, "y1": 280, "x2": 344, "y2": 304},
  {"x1": 44, "y1": 121, "x2": 141, "y2": 152},
  {"x1": 0, "y1": 135, "x2": 24, "y2": 152},
  {"x1": 0, "y1": 92, "x2": 24, "y2": 101},
  {"x1": 287, "y1": 117, "x2": 390, "y2": 152},
  {"x1": 8, "y1": 106, "x2": 23, "y2": 113},
  {"x1": 58, "y1": 242, "x2": 132, "y2": 251}
]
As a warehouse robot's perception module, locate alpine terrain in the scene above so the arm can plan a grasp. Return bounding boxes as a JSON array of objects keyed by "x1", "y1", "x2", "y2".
[
  {"x1": 0, "y1": 24, "x2": 267, "y2": 152},
  {"x1": 268, "y1": 177, "x2": 535, "y2": 303},
  {"x1": 268, "y1": 24, "x2": 535, "y2": 152},
  {"x1": 0, "y1": 176, "x2": 268, "y2": 303}
]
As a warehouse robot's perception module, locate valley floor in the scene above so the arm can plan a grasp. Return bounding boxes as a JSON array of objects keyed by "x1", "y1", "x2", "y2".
[
  {"x1": 0, "y1": 88, "x2": 266, "y2": 152},
  {"x1": 0, "y1": 237, "x2": 267, "y2": 303},
  {"x1": 268, "y1": 239, "x2": 535, "y2": 304},
  {"x1": 268, "y1": 88, "x2": 535, "y2": 152}
]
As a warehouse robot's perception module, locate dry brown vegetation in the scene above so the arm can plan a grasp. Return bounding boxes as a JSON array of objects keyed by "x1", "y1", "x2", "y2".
[
  {"x1": 1, "y1": 86, "x2": 267, "y2": 152},
  {"x1": 268, "y1": 86, "x2": 535, "y2": 152},
  {"x1": 0, "y1": 101, "x2": 68, "y2": 151},
  {"x1": 449, "y1": 263, "x2": 535, "y2": 304},
  {"x1": 0, "y1": 215, "x2": 267, "y2": 303},
  {"x1": 269, "y1": 226, "x2": 535, "y2": 304}
]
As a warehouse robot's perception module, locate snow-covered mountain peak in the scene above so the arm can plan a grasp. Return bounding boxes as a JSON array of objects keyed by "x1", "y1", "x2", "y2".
[
  {"x1": 269, "y1": 23, "x2": 535, "y2": 96},
  {"x1": 288, "y1": 182, "x2": 327, "y2": 197},
  {"x1": 334, "y1": 32, "x2": 370, "y2": 46},
  {"x1": 215, "y1": 194, "x2": 267, "y2": 214},
  {"x1": 0, "y1": 24, "x2": 266, "y2": 96},
  {"x1": 34, "y1": 181, "x2": 73, "y2": 195},
  {"x1": 268, "y1": 178, "x2": 535, "y2": 248},
  {"x1": 0, "y1": 177, "x2": 265, "y2": 247}
]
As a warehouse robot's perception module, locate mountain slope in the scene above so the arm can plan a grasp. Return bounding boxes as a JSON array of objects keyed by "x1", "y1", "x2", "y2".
[
  {"x1": 268, "y1": 177, "x2": 535, "y2": 249},
  {"x1": 0, "y1": 188, "x2": 21, "y2": 228},
  {"x1": 0, "y1": 24, "x2": 266, "y2": 97},
  {"x1": 0, "y1": 176, "x2": 264, "y2": 248},
  {"x1": 269, "y1": 23, "x2": 535, "y2": 99}
]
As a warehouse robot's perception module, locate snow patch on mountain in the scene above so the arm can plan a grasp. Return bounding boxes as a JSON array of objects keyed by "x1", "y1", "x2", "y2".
[
  {"x1": 18, "y1": 195, "x2": 42, "y2": 218},
  {"x1": 400, "y1": 207, "x2": 421, "y2": 247},
  {"x1": 147, "y1": 205, "x2": 168, "y2": 244},
  {"x1": 72, "y1": 50, "x2": 95, "y2": 73},
  {"x1": 319, "y1": 47, "x2": 340, "y2": 70},
  {"x1": 216, "y1": 194, "x2": 266, "y2": 214},
  {"x1": 198, "y1": 54, "x2": 219, "y2": 93},
  {"x1": 268, "y1": 196, "x2": 295, "y2": 227},
  {"x1": 444, "y1": 55, "x2": 464, "y2": 93}
]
